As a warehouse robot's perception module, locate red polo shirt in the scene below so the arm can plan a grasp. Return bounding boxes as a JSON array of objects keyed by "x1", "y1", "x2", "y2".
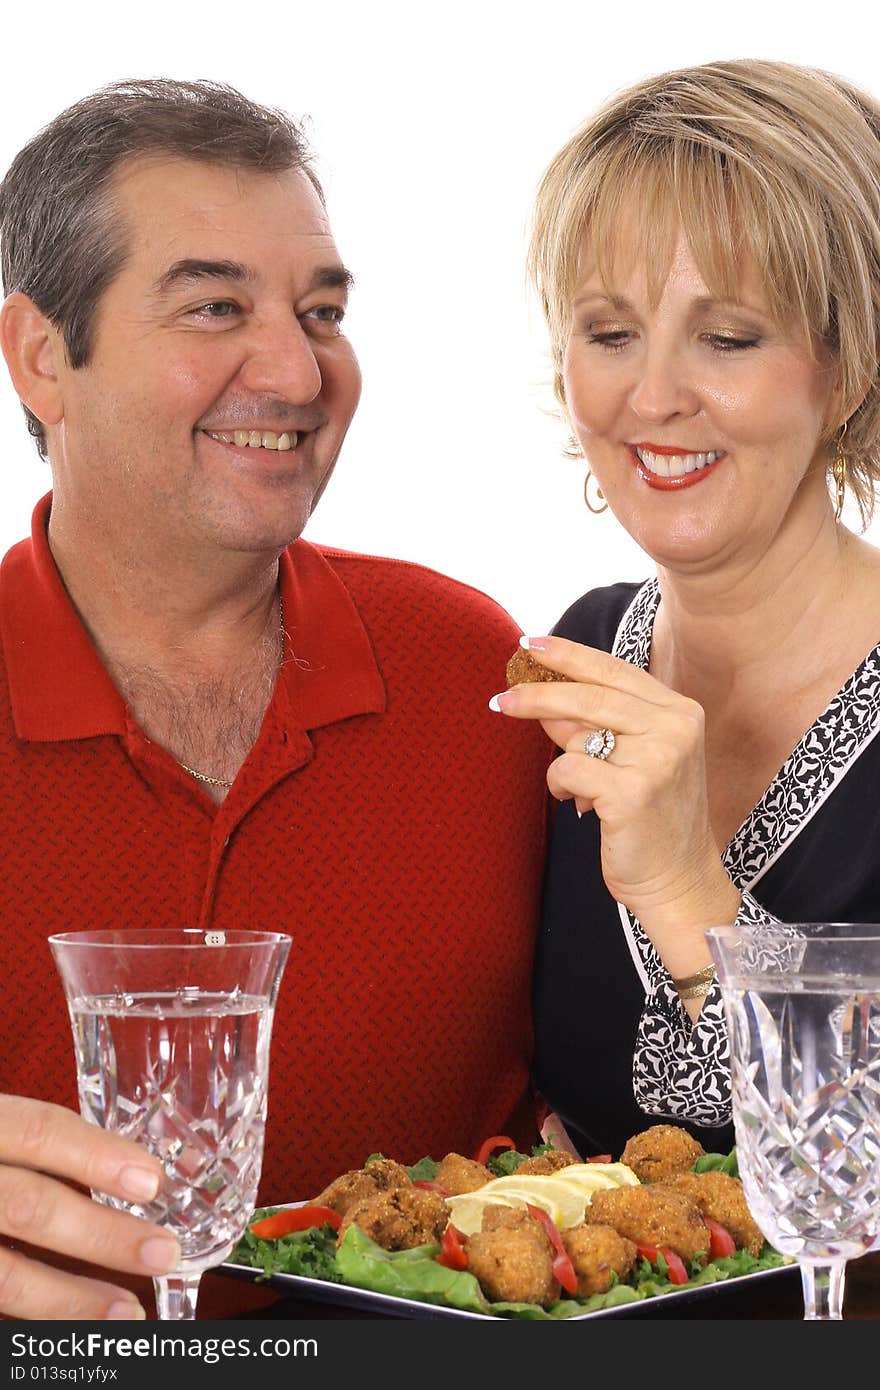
[{"x1": 0, "y1": 496, "x2": 550, "y2": 1199}]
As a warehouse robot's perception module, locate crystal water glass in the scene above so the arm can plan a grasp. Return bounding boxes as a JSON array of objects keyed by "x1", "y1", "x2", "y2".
[
  {"x1": 49, "y1": 928, "x2": 291, "y2": 1320},
  {"x1": 706, "y1": 921, "x2": 880, "y2": 1319}
]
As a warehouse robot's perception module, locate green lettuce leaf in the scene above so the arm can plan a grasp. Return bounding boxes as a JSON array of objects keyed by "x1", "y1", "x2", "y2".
[
  {"x1": 230, "y1": 1208, "x2": 341, "y2": 1283},
  {"x1": 693, "y1": 1149, "x2": 739, "y2": 1176},
  {"x1": 406, "y1": 1156, "x2": 441, "y2": 1182},
  {"x1": 487, "y1": 1148, "x2": 530, "y2": 1176},
  {"x1": 335, "y1": 1225, "x2": 490, "y2": 1313}
]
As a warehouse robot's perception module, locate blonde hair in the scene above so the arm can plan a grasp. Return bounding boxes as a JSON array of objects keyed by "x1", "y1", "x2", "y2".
[{"x1": 528, "y1": 59, "x2": 880, "y2": 523}]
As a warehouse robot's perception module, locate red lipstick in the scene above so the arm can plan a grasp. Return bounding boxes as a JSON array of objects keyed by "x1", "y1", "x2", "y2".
[
  {"x1": 633, "y1": 441, "x2": 701, "y2": 455},
  {"x1": 628, "y1": 444, "x2": 724, "y2": 491}
]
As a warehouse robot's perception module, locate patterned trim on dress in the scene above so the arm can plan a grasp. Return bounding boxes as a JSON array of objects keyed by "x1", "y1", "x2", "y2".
[
  {"x1": 606, "y1": 576, "x2": 880, "y2": 1127},
  {"x1": 608, "y1": 578, "x2": 731, "y2": 1123},
  {"x1": 617, "y1": 900, "x2": 651, "y2": 993},
  {"x1": 610, "y1": 577, "x2": 658, "y2": 671},
  {"x1": 724, "y1": 651, "x2": 880, "y2": 890}
]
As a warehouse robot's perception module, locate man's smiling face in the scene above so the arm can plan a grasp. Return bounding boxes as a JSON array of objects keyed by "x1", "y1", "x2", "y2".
[{"x1": 48, "y1": 155, "x2": 361, "y2": 559}]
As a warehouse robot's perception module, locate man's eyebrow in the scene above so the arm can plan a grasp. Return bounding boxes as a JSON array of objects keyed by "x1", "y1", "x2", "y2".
[
  {"x1": 310, "y1": 265, "x2": 355, "y2": 295},
  {"x1": 151, "y1": 259, "x2": 256, "y2": 296},
  {"x1": 150, "y1": 259, "x2": 355, "y2": 297}
]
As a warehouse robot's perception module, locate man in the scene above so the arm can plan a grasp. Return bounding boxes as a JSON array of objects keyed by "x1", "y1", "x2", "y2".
[{"x1": 0, "y1": 80, "x2": 550, "y2": 1319}]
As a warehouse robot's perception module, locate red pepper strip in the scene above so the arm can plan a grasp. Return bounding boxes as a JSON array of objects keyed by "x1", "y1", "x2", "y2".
[
  {"x1": 436, "y1": 1224, "x2": 469, "y2": 1270},
  {"x1": 637, "y1": 1242, "x2": 689, "y2": 1285},
  {"x1": 412, "y1": 1180, "x2": 452, "y2": 1196},
  {"x1": 525, "y1": 1203, "x2": 578, "y2": 1296},
  {"x1": 473, "y1": 1134, "x2": 517, "y2": 1166},
  {"x1": 587, "y1": 1154, "x2": 613, "y2": 1163},
  {"x1": 250, "y1": 1204, "x2": 341, "y2": 1238},
  {"x1": 660, "y1": 1248, "x2": 689, "y2": 1285},
  {"x1": 705, "y1": 1217, "x2": 737, "y2": 1259}
]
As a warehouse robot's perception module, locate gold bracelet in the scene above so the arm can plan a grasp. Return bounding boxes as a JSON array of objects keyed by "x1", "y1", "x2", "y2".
[
  {"x1": 672, "y1": 964, "x2": 716, "y2": 999},
  {"x1": 677, "y1": 980, "x2": 716, "y2": 1000}
]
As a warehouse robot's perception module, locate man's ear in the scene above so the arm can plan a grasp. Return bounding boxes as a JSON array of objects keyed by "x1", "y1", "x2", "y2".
[{"x1": 0, "y1": 292, "x2": 65, "y2": 428}]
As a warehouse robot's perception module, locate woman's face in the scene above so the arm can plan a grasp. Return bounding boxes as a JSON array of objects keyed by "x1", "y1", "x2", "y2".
[{"x1": 562, "y1": 231, "x2": 840, "y2": 574}]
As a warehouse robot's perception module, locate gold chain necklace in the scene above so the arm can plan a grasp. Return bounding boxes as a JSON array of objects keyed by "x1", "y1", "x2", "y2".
[
  {"x1": 177, "y1": 592, "x2": 284, "y2": 792},
  {"x1": 176, "y1": 761, "x2": 235, "y2": 790}
]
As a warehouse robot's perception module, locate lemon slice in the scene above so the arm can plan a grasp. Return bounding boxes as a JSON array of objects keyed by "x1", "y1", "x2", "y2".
[
  {"x1": 557, "y1": 1163, "x2": 640, "y2": 1191},
  {"x1": 445, "y1": 1165, "x2": 639, "y2": 1235},
  {"x1": 444, "y1": 1191, "x2": 522, "y2": 1236},
  {"x1": 481, "y1": 1174, "x2": 586, "y2": 1228}
]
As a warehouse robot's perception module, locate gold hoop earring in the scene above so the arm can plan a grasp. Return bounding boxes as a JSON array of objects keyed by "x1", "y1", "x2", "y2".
[
  {"x1": 832, "y1": 421, "x2": 848, "y2": 523},
  {"x1": 584, "y1": 470, "x2": 608, "y2": 514}
]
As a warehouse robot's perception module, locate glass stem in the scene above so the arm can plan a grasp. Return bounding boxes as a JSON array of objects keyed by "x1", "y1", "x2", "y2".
[
  {"x1": 153, "y1": 1273, "x2": 202, "y2": 1320},
  {"x1": 800, "y1": 1260, "x2": 847, "y2": 1319}
]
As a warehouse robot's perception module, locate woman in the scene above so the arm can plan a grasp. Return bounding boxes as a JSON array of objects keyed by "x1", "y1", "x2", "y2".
[{"x1": 489, "y1": 60, "x2": 880, "y2": 1160}]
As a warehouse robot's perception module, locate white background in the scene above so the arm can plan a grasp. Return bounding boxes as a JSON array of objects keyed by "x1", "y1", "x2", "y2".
[{"x1": 1, "y1": 0, "x2": 877, "y2": 635}]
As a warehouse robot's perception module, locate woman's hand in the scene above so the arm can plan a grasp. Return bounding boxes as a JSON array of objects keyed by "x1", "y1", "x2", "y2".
[
  {"x1": 490, "y1": 636, "x2": 740, "y2": 976},
  {"x1": 0, "y1": 1094, "x2": 180, "y2": 1319}
]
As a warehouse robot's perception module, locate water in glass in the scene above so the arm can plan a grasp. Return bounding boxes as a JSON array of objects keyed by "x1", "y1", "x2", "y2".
[
  {"x1": 708, "y1": 923, "x2": 880, "y2": 1319},
  {"x1": 49, "y1": 928, "x2": 290, "y2": 1320},
  {"x1": 72, "y1": 989, "x2": 272, "y2": 1273}
]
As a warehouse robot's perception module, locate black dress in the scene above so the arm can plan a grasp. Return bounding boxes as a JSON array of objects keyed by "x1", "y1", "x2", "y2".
[{"x1": 531, "y1": 579, "x2": 880, "y2": 1161}]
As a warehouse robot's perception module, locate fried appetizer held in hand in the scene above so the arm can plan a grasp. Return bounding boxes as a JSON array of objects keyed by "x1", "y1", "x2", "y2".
[
  {"x1": 312, "y1": 1157, "x2": 411, "y2": 1218},
  {"x1": 561, "y1": 1223, "x2": 638, "y2": 1297},
  {"x1": 435, "y1": 1153, "x2": 493, "y2": 1195},
  {"x1": 660, "y1": 1171, "x2": 764, "y2": 1257},
  {"x1": 466, "y1": 1206, "x2": 560, "y2": 1308},
  {"x1": 584, "y1": 1184, "x2": 709, "y2": 1265},
  {"x1": 515, "y1": 1150, "x2": 578, "y2": 1176},
  {"x1": 337, "y1": 1184, "x2": 449, "y2": 1251},
  {"x1": 505, "y1": 648, "x2": 574, "y2": 687},
  {"x1": 620, "y1": 1124, "x2": 706, "y2": 1183}
]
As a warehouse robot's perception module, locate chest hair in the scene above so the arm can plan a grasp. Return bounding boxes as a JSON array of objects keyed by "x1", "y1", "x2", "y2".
[{"x1": 110, "y1": 630, "x2": 280, "y2": 786}]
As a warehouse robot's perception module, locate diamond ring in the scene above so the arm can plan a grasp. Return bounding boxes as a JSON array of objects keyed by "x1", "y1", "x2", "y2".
[{"x1": 584, "y1": 728, "x2": 616, "y2": 760}]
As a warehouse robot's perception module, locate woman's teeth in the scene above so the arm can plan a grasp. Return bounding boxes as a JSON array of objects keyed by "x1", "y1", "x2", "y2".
[
  {"x1": 206, "y1": 429, "x2": 299, "y2": 451},
  {"x1": 635, "y1": 447, "x2": 720, "y2": 477}
]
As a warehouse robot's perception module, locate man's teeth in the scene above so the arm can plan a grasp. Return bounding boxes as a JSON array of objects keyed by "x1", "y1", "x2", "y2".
[
  {"x1": 636, "y1": 448, "x2": 720, "y2": 477},
  {"x1": 206, "y1": 429, "x2": 299, "y2": 451}
]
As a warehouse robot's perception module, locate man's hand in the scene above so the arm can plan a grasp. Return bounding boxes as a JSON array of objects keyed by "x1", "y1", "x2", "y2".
[{"x1": 0, "y1": 1095, "x2": 180, "y2": 1320}]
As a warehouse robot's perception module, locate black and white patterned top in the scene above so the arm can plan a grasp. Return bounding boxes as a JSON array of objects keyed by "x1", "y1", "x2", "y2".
[{"x1": 531, "y1": 579, "x2": 880, "y2": 1160}]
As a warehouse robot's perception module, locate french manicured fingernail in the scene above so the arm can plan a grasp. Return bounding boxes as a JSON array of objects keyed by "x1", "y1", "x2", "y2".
[
  {"x1": 140, "y1": 1235, "x2": 180, "y2": 1273},
  {"x1": 576, "y1": 808, "x2": 583, "y2": 820},
  {"x1": 488, "y1": 691, "x2": 515, "y2": 713},
  {"x1": 519, "y1": 635, "x2": 549, "y2": 650},
  {"x1": 107, "y1": 1300, "x2": 146, "y2": 1320},
  {"x1": 120, "y1": 1165, "x2": 160, "y2": 1201}
]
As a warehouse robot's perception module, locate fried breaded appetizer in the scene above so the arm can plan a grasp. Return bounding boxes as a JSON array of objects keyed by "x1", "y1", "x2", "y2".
[
  {"x1": 312, "y1": 1157, "x2": 411, "y2": 1218},
  {"x1": 434, "y1": 1153, "x2": 493, "y2": 1195},
  {"x1": 620, "y1": 1124, "x2": 706, "y2": 1183},
  {"x1": 583, "y1": 1184, "x2": 709, "y2": 1265},
  {"x1": 659, "y1": 1171, "x2": 764, "y2": 1257},
  {"x1": 466, "y1": 1205, "x2": 560, "y2": 1308},
  {"x1": 337, "y1": 1184, "x2": 449, "y2": 1251},
  {"x1": 561, "y1": 1223, "x2": 638, "y2": 1297},
  {"x1": 505, "y1": 648, "x2": 573, "y2": 687},
  {"x1": 514, "y1": 1150, "x2": 578, "y2": 1175}
]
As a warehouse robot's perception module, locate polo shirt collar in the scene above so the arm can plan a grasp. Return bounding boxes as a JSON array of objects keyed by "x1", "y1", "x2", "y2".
[
  {"x1": 1, "y1": 494, "x2": 125, "y2": 740},
  {"x1": 1, "y1": 493, "x2": 385, "y2": 742},
  {"x1": 276, "y1": 538, "x2": 386, "y2": 730}
]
